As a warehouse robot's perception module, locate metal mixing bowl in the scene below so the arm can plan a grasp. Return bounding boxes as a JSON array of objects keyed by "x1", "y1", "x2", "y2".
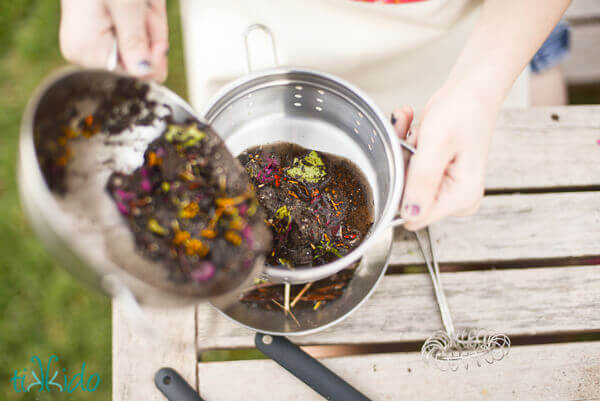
[{"x1": 18, "y1": 67, "x2": 265, "y2": 306}]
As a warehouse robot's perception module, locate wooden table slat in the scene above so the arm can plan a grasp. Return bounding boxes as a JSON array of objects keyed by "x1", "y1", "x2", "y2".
[
  {"x1": 113, "y1": 301, "x2": 196, "y2": 401},
  {"x1": 198, "y1": 342, "x2": 600, "y2": 401},
  {"x1": 197, "y1": 265, "x2": 600, "y2": 349},
  {"x1": 391, "y1": 191, "x2": 600, "y2": 265},
  {"x1": 489, "y1": 107, "x2": 600, "y2": 190}
]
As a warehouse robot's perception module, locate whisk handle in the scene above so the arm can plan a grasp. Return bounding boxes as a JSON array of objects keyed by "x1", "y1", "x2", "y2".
[
  {"x1": 154, "y1": 368, "x2": 206, "y2": 401},
  {"x1": 255, "y1": 333, "x2": 371, "y2": 401}
]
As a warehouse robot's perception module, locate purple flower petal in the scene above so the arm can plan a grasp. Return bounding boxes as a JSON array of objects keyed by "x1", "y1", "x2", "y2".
[
  {"x1": 117, "y1": 202, "x2": 129, "y2": 215},
  {"x1": 115, "y1": 189, "x2": 136, "y2": 201},
  {"x1": 191, "y1": 262, "x2": 216, "y2": 282},
  {"x1": 265, "y1": 155, "x2": 279, "y2": 169},
  {"x1": 242, "y1": 257, "x2": 254, "y2": 270},
  {"x1": 242, "y1": 225, "x2": 253, "y2": 248},
  {"x1": 141, "y1": 179, "x2": 152, "y2": 192}
]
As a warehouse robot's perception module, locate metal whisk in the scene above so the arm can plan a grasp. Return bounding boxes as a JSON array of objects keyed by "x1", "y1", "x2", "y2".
[{"x1": 416, "y1": 227, "x2": 510, "y2": 371}]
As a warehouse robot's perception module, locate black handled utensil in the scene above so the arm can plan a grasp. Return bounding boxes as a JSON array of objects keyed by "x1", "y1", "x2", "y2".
[
  {"x1": 255, "y1": 333, "x2": 371, "y2": 401},
  {"x1": 155, "y1": 368, "x2": 206, "y2": 401}
]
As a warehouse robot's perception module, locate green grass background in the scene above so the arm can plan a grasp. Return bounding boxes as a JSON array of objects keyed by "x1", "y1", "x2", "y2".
[
  {"x1": 0, "y1": 1, "x2": 186, "y2": 399},
  {"x1": 1, "y1": 1, "x2": 599, "y2": 400}
]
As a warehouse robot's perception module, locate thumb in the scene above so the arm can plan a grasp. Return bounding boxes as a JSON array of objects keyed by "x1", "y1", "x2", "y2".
[
  {"x1": 400, "y1": 131, "x2": 454, "y2": 228},
  {"x1": 106, "y1": 0, "x2": 153, "y2": 77}
]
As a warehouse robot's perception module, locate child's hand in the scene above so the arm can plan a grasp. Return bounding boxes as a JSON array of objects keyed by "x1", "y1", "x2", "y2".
[
  {"x1": 391, "y1": 86, "x2": 498, "y2": 231},
  {"x1": 60, "y1": 0, "x2": 169, "y2": 82}
]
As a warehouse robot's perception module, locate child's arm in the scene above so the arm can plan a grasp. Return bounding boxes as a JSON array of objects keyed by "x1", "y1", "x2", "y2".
[{"x1": 394, "y1": 0, "x2": 571, "y2": 231}]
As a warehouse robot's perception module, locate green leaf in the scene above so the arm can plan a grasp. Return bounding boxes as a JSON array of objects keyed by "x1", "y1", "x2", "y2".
[
  {"x1": 286, "y1": 151, "x2": 326, "y2": 184},
  {"x1": 164, "y1": 124, "x2": 205, "y2": 148},
  {"x1": 275, "y1": 205, "x2": 290, "y2": 220}
]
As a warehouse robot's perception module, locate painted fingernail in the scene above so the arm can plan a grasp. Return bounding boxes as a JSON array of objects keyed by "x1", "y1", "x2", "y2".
[
  {"x1": 403, "y1": 204, "x2": 420, "y2": 217},
  {"x1": 406, "y1": 130, "x2": 413, "y2": 138},
  {"x1": 390, "y1": 113, "x2": 397, "y2": 126},
  {"x1": 136, "y1": 60, "x2": 153, "y2": 75},
  {"x1": 165, "y1": 47, "x2": 170, "y2": 56}
]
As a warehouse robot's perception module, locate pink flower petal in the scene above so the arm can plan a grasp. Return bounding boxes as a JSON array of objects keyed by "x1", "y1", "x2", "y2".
[
  {"x1": 115, "y1": 189, "x2": 136, "y2": 201},
  {"x1": 242, "y1": 226, "x2": 254, "y2": 248},
  {"x1": 117, "y1": 202, "x2": 129, "y2": 215},
  {"x1": 141, "y1": 179, "x2": 152, "y2": 192},
  {"x1": 242, "y1": 257, "x2": 254, "y2": 270},
  {"x1": 191, "y1": 262, "x2": 216, "y2": 282}
]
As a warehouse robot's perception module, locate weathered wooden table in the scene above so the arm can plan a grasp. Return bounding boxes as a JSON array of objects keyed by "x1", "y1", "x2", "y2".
[{"x1": 113, "y1": 106, "x2": 600, "y2": 401}]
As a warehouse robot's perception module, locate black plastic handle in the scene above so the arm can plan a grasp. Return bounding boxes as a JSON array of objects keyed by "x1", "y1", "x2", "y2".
[
  {"x1": 154, "y1": 367, "x2": 206, "y2": 401},
  {"x1": 255, "y1": 333, "x2": 371, "y2": 401}
]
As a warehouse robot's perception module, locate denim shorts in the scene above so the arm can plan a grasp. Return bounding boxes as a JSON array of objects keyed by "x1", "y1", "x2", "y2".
[{"x1": 530, "y1": 21, "x2": 571, "y2": 74}]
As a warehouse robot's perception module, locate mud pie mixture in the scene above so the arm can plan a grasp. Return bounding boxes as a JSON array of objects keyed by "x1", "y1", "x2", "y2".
[
  {"x1": 107, "y1": 122, "x2": 271, "y2": 286},
  {"x1": 35, "y1": 77, "x2": 160, "y2": 195},
  {"x1": 34, "y1": 76, "x2": 270, "y2": 295},
  {"x1": 238, "y1": 143, "x2": 374, "y2": 314}
]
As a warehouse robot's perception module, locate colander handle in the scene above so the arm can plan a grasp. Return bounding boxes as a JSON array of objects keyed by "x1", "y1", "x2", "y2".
[
  {"x1": 244, "y1": 24, "x2": 279, "y2": 72},
  {"x1": 389, "y1": 140, "x2": 416, "y2": 227}
]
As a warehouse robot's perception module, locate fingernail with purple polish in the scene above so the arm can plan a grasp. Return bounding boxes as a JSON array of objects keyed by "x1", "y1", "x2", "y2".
[
  {"x1": 404, "y1": 204, "x2": 420, "y2": 217},
  {"x1": 390, "y1": 113, "x2": 397, "y2": 126},
  {"x1": 136, "y1": 60, "x2": 152, "y2": 75},
  {"x1": 406, "y1": 130, "x2": 413, "y2": 138}
]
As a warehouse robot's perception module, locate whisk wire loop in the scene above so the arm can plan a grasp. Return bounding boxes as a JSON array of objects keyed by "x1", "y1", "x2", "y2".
[{"x1": 416, "y1": 227, "x2": 510, "y2": 370}]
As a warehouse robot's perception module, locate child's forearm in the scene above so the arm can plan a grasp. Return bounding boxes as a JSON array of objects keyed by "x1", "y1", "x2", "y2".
[{"x1": 445, "y1": 0, "x2": 571, "y2": 109}]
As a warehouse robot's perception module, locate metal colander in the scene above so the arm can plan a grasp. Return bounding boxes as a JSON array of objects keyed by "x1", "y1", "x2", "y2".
[{"x1": 202, "y1": 26, "x2": 407, "y2": 285}]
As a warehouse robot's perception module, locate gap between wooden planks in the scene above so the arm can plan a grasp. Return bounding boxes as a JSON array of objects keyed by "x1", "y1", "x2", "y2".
[
  {"x1": 196, "y1": 265, "x2": 600, "y2": 349},
  {"x1": 197, "y1": 341, "x2": 600, "y2": 401}
]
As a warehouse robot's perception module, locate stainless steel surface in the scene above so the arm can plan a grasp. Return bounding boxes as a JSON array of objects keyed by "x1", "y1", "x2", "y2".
[
  {"x1": 203, "y1": 68, "x2": 405, "y2": 284},
  {"x1": 389, "y1": 142, "x2": 415, "y2": 227},
  {"x1": 417, "y1": 227, "x2": 511, "y2": 371},
  {"x1": 244, "y1": 24, "x2": 279, "y2": 73},
  {"x1": 211, "y1": 227, "x2": 392, "y2": 336},
  {"x1": 107, "y1": 40, "x2": 118, "y2": 72},
  {"x1": 18, "y1": 67, "x2": 263, "y2": 306},
  {"x1": 204, "y1": 24, "x2": 404, "y2": 335}
]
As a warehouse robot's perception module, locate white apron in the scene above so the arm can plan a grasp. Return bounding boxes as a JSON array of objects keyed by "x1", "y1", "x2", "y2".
[{"x1": 179, "y1": 0, "x2": 528, "y2": 115}]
